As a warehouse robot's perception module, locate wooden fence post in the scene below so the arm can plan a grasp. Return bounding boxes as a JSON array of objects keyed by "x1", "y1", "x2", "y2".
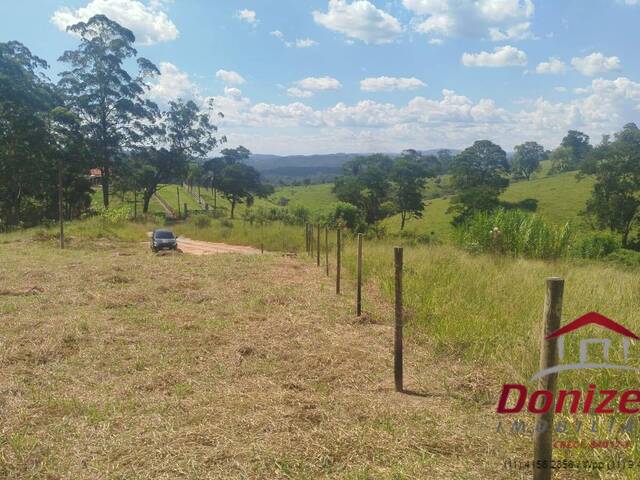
[
  {"x1": 394, "y1": 246, "x2": 403, "y2": 392},
  {"x1": 533, "y1": 277, "x2": 564, "y2": 480},
  {"x1": 336, "y1": 229, "x2": 341, "y2": 294},
  {"x1": 356, "y1": 233, "x2": 363, "y2": 316},
  {"x1": 176, "y1": 187, "x2": 181, "y2": 217},
  {"x1": 305, "y1": 224, "x2": 309, "y2": 254},
  {"x1": 310, "y1": 224, "x2": 314, "y2": 258},
  {"x1": 325, "y1": 227, "x2": 329, "y2": 276},
  {"x1": 184, "y1": 203, "x2": 188, "y2": 219},
  {"x1": 316, "y1": 224, "x2": 321, "y2": 266}
]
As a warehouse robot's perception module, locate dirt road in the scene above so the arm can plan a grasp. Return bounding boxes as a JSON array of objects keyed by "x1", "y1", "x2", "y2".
[{"x1": 176, "y1": 236, "x2": 261, "y2": 255}]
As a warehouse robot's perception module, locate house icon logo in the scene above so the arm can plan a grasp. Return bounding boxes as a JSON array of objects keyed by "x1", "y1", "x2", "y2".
[{"x1": 531, "y1": 311, "x2": 640, "y2": 381}]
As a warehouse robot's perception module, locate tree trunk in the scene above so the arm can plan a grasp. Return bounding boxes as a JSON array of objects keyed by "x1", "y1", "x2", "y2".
[
  {"x1": 214, "y1": 188, "x2": 217, "y2": 210},
  {"x1": 143, "y1": 191, "x2": 152, "y2": 213},
  {"x1": 101, "y1": 166, "x2": 110, "y2": 208},
  {"x1": 400, "y1": 212, "x2": 406, "y2": 231},
  {"x1": 230, "y1": 198, "x2": 236, "y2": 219},
  {"x1": 58, "y1": 160, "x2": 64, "y2": 249}
]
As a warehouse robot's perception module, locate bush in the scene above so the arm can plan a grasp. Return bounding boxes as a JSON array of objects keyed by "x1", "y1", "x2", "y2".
[
  {"x1": 219, "y1": 218, "x2": 234, "y2": 228},
  {"x1": 456, "y1": 208, "x2": 573, "y2": 259},
  {"x1": 574, "y1": 232, "x2": 620, "y2": 259},
  {"x1": 605, "y1": 249, "x2": 640, "y2": 269},
  {"x1": 323, "y1": 202, "x2": 363, "y2": 231},
  {"x1": 192, "y1": 215, "x2": 212, "y2": 229},
  {"x1": 96, "y1": 205, "x2": 132, "y2": 224}
]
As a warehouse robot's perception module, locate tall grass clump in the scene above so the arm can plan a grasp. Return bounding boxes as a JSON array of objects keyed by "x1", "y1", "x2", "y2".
[{"x1": 456, "y1": 208, "x2": 573, "y2": 259}]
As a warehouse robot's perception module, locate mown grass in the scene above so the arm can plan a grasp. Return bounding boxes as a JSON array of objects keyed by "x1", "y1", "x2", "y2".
[
  {"x1": 5, "y1": 212, "x2": 640, "y2": 477},
  {"x1": 1, "y1": 233, "x2": 526, "y2": 479}
]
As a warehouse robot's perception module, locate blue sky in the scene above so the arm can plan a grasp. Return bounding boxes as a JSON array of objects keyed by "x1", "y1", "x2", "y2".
[{"x1": 2, "y1": 0, "x2": 640, "y2": 154}]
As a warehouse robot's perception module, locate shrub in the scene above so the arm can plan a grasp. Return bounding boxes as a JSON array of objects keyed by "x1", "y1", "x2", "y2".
[
  {"x1": 192, "y1": 215, "x2": 212, "y2": 229},
  {"x1": 456, "y1": 208, "x2": 573, "y2": 259},
  {"x1": 574, "y1": 232, "x2": 620, "y2": 259},
  {"x1": 96, "y1": 205, "x2": 132, "y2": 224},
  {"x1": 219, "y1": 218, "x2": 234, "y2": 228},
  {"x1": 323, "y1": 202, "x2": 363, "y2": 231},
  {"x1": 605, "y1": 249, "x2": 640, "y2": 269}
]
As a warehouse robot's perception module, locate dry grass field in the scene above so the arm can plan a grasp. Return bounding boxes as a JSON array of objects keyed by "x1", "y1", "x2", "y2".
[{"x1": 0, "y1": 235, "x2": 538, "y2": 480}]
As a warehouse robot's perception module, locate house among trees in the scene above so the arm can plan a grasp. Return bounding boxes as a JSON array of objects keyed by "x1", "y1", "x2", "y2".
[{"x1": 88, "y1": 168, "x2": 102, "y2": 187}]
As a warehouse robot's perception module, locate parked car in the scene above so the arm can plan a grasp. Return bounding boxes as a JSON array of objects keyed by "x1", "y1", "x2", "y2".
[{"x1": 151, "y1": 229, "x2": 178, "y2": 252}]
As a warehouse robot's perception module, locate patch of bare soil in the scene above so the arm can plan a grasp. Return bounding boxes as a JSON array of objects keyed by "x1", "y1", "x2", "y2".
[{"x1": 177, "y1": 236, "x2": 261, "y2": 255}]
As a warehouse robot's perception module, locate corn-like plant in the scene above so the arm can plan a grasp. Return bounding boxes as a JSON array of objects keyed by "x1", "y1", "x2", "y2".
[{"x1": 455, "y1": 208, "x2": 573, "y2": 259}]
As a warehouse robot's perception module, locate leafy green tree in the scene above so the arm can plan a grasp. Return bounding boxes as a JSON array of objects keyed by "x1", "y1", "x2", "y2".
[
  {"x1": 550, "y1": 130, "x2": 592, "y2": 173},
  {"x1": 511, "y1": 141, "x2": 547, "y2": 180},
  {"x1": 208, "y1": 146, "x2": 271, "y2": 218},
  {"x1": 582, "y1": 123, "x2": 640, "y2": 247},
  {"x1": 0, "y1": 41, "x2": 53, "y2": 226},
  {"x1": 334, "y1": 154, "x2": 394, "y2": 225},
  {"x1": 449, "y1": 140, "x2": 510, "y2": 224},
  {"x1": 390, "y1": 152, "x2": 435, "y2": 230},
  {"x1": 58, "y1": 14, "x2": 160, "y2": 208},
  {"x1": 131, "y1": 99, "x2": 222, "y2": 213},
  {"x1": 218, "y1": 162, "x2": 272, "y2": 219}
]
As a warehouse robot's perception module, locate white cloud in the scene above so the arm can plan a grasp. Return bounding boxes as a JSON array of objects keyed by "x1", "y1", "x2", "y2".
[
  {"x1": 571, "y1": 52, "x2": 621, "y2": 76},
  {"x1": 404, "y1": 0, "x2": 534, "y2": 41},
  {"x1": 360, "y1": 76, "x2": 427, "y2": 92},
  {"x1": 51, "y1": 0, "x2": 179, "y2": 45},
  {"x1": 554, "y1": 86, "x2": 567, "y2": 92},
  {"x1": 236, "y1": 8, "x2": 257, "y2": 24},
  {"x1": 295, "y1": 76, "x2": 342, "y2": 91},
  {"x1": 148, "y1": 62, "x2": 198, "y2": 103},
  {"x1": 429, "y1": 38, "x2": 444, "y2": 45},
  {"x1": 489, "y1": 21, "x2": 533, "y2": 41},
  {"x1": 536, "y1": 57, "x2": 566, "y2": 75},
  {"x1": 204, "y1": 75, "x2": 640, "y2": 155},
  {"x1": 313, "y1": 0, "x2": 403, "y2": 44},
  {"x1": 287, "y1": 87, "x2": 314, "y2": 98},
  {"x1": 224, "y1": 87, "x2": 243, "y2": 98},
  {"x1": 461, "y1": 45, "x2": 527, "y2": 67},
  {"x1": 286, "y1": 38, "x2": 319, "y2": 48},
  {"x1": 270, "y1": 30, "x2": 284, "y2": 38},
  {"x1": 216, "y1": 69, "x2": 246, "y2": 85}
]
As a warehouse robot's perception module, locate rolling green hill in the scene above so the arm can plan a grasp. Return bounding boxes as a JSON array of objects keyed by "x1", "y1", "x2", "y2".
[{"x1": 90, "y1": 166, "x2": 596, "y2": 243}]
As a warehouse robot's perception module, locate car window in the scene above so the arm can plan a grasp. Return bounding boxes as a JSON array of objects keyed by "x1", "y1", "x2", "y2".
[{"x1": 155, "y1": 231, "x2": 175, "y2": 239}]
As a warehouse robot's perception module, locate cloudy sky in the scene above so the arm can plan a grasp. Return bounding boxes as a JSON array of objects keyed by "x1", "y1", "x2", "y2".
[{"x1": 2, "y1": 0, "x2": 640, "y2": 155}]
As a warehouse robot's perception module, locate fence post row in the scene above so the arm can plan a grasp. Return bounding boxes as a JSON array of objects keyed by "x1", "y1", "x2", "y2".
[
  {"x1": 336, "y1": 229, "x2": 341, "y2": 295},
  {"x1": 533, "y1": 277, "x2": 564, "y2": 480},
  {"x1": 394, "y1": 246, "x2": 404, "y2": 392},
  {"x1": 356, "y1": 233, "x2": 363, "y2": 316}
]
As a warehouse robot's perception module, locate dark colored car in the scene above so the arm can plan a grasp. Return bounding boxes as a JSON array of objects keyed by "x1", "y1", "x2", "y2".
[{"x1": 151, "y1": 229, "x2": 178, "y2": 252}]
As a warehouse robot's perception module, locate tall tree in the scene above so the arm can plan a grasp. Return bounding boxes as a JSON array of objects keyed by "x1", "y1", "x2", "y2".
[
  {"x1": 132, "y1": 99, "x2": 223, "y2": 213},
  {"x1": 511, "y1": 141, "x2": 546, "y2": 180},
  {"x1": 582, "y1": 123, "x2": 640, "y2": 247},
  {"x1": 449, "y1": 140, "x2": 510, "y2": 224},
  {"x1": 334, "y1": 154, "x2": 394, "y2": 225},
  {"x1": 58, "y1": 14, "x2": 159, "y2": 208},
  {"x1": 550, "y1": 130, "x2": 592, "y2": 173},
  {"x1": 390, "y1": 152, "x2": 435, "y2": 230},
  {"x1": 215, "y1": 147, "x2": 272, "y2": 219},
  {"x1": 0, "y1": 41, "x2": 53, "y2": 227}
]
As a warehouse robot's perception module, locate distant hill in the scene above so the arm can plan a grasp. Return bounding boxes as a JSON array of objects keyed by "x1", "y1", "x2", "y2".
[{"x1": 247, "y1": 150, "x2": 458, "y2": 183}]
